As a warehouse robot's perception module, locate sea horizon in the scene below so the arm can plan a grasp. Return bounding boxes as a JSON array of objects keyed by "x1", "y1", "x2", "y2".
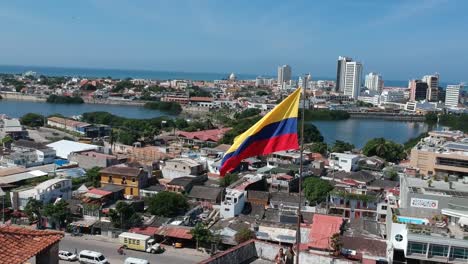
[{"x1": 0, "y1": 64, "x2": 453, "y2": 87}]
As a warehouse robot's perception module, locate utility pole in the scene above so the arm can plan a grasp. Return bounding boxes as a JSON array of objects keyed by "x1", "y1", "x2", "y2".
[{"x1": 296, "y1": 75, "x2": 308, "y2": 264}]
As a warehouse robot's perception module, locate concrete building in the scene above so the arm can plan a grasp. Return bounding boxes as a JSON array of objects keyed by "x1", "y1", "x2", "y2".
[
  {"x1": 68, "y1": 150, "x2": 120, "y2": 170},
  {"x1": 409, "y1": 80, "x2": 428, "y2": 101},
  {"x1": 409, "y1": 131, "x2": 468, "y2": 177},
  {"x1": 220, "y1": 189, "x2": 246, "y2": 219},
  {"x1": 336, "y1": 56, "x2": 352, "y2": 92},
  {"x1": 365, "y1": 72, "x2": 384, "y2": 93},
  {"x1": 330, "y1": 153, "x2": 360, "y2": 172},
  {"x1": 100, "y1": 165, "x2": 148, "y2": 198},
  {"x1": 0, "y1": 118, "x2": 27, "y2": 139},
  {"x1": 255, "y1": 76, "x2": 274, "y2": 87},
  {"x1": 46, "y1": 140, "x2": 100, "y2": 159},
  {"x1": 446, "y1": 84, "x2": 463, "y2": 108},
  {"x1": 11, "y1": 178, "x2": 72, "y2": 210},
  {"x1": 2, "y1": 140, "x2": 56, "y2": 167},
  {"x1": 161, "y1": 158, "x2": 204, "y2": 180},
  {"x1": 381, "y1": 89, "x2": 405, "y2": 103},
  {"x1": 343, "y1": 61, "x2": 363, "y2": 99},
  {"x1": 423, "y1": 74, "x2": 439, "y2": 102},
  {"x1": 277, "y1": 65, "x2": 292, "y2": 89}
]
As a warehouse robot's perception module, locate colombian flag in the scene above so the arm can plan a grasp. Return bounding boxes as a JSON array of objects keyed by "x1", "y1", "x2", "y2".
[{"x1": 220, "y1": 87, "x2": 302, "y2": 176}]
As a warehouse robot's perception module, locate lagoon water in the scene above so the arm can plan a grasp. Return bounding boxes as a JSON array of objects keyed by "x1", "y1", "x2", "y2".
[{"x1": 0, "y1": 100, "x2": 431, "y2": 148}]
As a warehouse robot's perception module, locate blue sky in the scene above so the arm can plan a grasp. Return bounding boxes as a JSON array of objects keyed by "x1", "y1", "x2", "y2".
[{"x1": 0, "y1": 0, "x2": 467, "y2": 81}]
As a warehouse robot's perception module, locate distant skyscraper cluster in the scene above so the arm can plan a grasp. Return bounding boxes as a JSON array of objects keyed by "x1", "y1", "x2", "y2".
[
  {"x1": 445, "y1": 84, "x2": 463, "y2": 108},
  {"x1": 335, "y1": 56, "x2": 362, "y2": 99},
  {"x1": 409, "y1": 74, "x2": 440, "y2": 102}
]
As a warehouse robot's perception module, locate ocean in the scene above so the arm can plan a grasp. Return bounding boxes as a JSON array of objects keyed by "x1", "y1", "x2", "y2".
[{"x1": 0, "y1": 64, "x2": 414, "y2": 86}]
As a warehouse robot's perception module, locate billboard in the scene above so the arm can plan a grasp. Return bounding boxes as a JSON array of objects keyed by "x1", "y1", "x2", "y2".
[{"x1": 410, "y1": 198, "x2": 438, "y2": 209}]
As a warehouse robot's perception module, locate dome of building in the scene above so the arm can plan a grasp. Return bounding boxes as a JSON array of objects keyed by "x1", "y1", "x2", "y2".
[{"x1": 229, "y1": 72, "x2": 236, "y2": 80}]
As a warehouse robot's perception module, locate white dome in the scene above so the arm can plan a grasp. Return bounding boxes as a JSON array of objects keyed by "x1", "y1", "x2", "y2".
[{"x1": 229, "y1": 72, "x2": 236, "y2": 80}]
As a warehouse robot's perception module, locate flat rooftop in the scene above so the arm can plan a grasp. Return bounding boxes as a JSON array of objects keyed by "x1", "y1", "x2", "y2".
[{"x1": 404, "y1": 176, "x2": 468, "y2": 198}]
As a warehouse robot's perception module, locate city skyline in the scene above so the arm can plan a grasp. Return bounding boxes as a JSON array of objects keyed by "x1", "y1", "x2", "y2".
[{"x1": 1, "y1": 1, "x2": 467, "y2": 81}]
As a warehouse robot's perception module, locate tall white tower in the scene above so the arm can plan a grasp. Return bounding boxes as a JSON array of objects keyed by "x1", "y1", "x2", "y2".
[
  {"x1": 445, "y1": 84, "x2": 463, "y2": 108},
  {"x1": 277, "y1": 65, "x2": 292, "y2": 89},
  {"x1": 365, "y1": 72, "x2": 384, "y2": 93},
  {"x1": 344, "y1": 61, "x2": 362, "y2": 99}
]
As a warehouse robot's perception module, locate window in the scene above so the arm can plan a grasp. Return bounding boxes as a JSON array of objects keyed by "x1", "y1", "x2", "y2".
[
  {"x1": 234, "y1": 198, "x2": 237, "y2": 203},
  {"x1": 408, "y1": 241, "x2": 427, "y2": 255},
  {"x1": 130, "y1": 188, "x2": 134, "y2": 195},
  {"x1": 395, "y1": 234, "x2": 403, "y2": 242},
  {"x1": 429, "y1": 244, "x2": 449, "y2": 258},
  {"x1": 175, "y1": 165, "x2": 177, "y2": 168},
  {"x1": 108, "y1": 176, "x2": 112, "y2": 183},
  {"x1": 122, "y1": 176, "x2": 126, "y2": 184},
  {"x1": 183, "y1": 166, "x2": 186, "y2": 170},
  {"x1": 451, "y1": 247, "x2": 468, "y2": 260},
  {"x1": 381, "y1": 205, "x2": 387, "y2": 210},
  {"x1": 132, "y1": 177, "x2": 136, "y2": 182}
]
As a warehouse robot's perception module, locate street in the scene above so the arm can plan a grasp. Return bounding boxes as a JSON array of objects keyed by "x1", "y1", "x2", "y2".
[{"x1": 59, "y1": 235, "x2": 208, "y2": 264}]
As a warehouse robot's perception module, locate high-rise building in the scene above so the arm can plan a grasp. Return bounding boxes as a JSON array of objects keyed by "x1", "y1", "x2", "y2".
[
  {"x1": 445, "y1": 84, "x2": 463, "y2": 108},
  {"x1": 409, "y1": 80, "x2": 428, "y2": 101},
  {"x1": 335, "y1": 56, "x2": 352, "y2": 92},
  {"x1": 364, "y1": 72, "x2": 384, "y2": 93},
  {"x1": 343, "y1": 61, "x2": 362, "y2": 99},
  {"x1": 277, "y1": 65, "x2": 292, "y2": 89},
  {"x1": 422, "y1": 74, "x2": 439, "y2": 102},
  {"x1": 298, "y1": 73, "x2": 312, "y2": 89}
]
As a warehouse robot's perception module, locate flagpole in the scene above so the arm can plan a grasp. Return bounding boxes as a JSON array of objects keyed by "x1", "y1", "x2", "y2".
[{"x1": 296, "y1": 75, "x2": 307, "y2": 264}]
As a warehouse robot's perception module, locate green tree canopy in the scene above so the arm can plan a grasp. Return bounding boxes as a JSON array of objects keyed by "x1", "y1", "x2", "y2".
[
  {"x1": 303, "y1": 177, "x2": 333, "y2": 204},
  {"x1": 234, "y1": 108, "x2": 262, "y2": 119},
  {"x1": 190, "y1": 223, "x2": 212, "y2": 249},
  {"x1": 310, "y1": 142, "x2": 328, "y2": 155},
  {"x1": 24, "y1": 198, "x2": 43, "y2": 225},
  {"x1": 148, "y1": 191, "x2": 188, "y2": 217},
  {"x1": 109, "y1": 201, "x2": 142, "y2": 229},
  {"x1": 362, "y1": 138, "x2": 405, "y2": 163},
  {"x1": 219, "y1": 173, "x2": 239, "y2": 187},
  {"x1": 43, "y1": 200, "x2": 70, "y2": 229},
  {"x1": 20, "y1": 113, "x2": 45, "y2": 127},
  {"x1": 425, "y1": 112, "x2": 438, "y2": 123},
  {"x1": 85, "y1": 167, "x2": 101, "y2": 188},
  {"x1": 302, "y1": 124, "x2": 324, "y2": 143},
  {"x1": 330, "y1": 140, "x2": 355, "y2": 153}
]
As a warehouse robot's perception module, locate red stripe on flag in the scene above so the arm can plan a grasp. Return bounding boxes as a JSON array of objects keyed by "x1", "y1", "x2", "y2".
[{"x1": 220, "y1": 133, "x2": 299, "y2": 176}]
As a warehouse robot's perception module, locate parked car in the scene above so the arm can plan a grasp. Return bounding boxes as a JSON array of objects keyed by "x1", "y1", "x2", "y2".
[
  {"x1": 78, "y1": 250, "x2": 109, "y2": 264},
  {"x1": 124, "y1": 257, "x2": 150, "y2": 264},
  {"x1": 59, "y1": 250, "x2": 78, "y2": 261}
]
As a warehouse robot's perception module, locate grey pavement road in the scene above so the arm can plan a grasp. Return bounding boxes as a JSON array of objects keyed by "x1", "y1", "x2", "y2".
[{"x1": 59, "y1": 235, "x2": 208, "y2": 264}]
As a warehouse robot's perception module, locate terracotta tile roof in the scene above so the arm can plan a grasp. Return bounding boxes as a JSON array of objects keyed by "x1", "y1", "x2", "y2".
[
  {"x1": 0, "y1": 225, "x2": 63, "y2": 264},
  {"x1": 176, "y1": 128, "x2": 231, "y2": 142},
  {"x1": 128, "y1": 226, "x2": 159, "y2": 236},
  {"x1": 307, "y1": 214, "x2": 343, "y2": 251}
]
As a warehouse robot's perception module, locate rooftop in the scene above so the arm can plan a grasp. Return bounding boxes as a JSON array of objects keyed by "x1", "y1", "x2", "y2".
[
  {"x1": 0, "y1": 225, "x2": 63, "y2": 264},
  {"x1": 165, "y1": 158, "x2": 201, "y2": 167},
  {"x1": 100, "y1": 166, "x2": 142, "y2": 177},
  {"x1": 188, "y1": 185, "x2": 223, "y2": 201},
  {"x1": 47, "y1": 140, "x2": 99, "y2": 159},
  {"x1": 176, "y1": 128, "x2": 231, "y2": 142},
  {"x1": 13, "y1": 139, "x2": 49, "y2": 150},
  {"x1": 307, "y1": 214, "x2": 343, "y2": 251},
  {"x1": 48, "y1": 116, "x2": 91, "y2": 128},
  {"x1": 403, "y1": 175, "x2": 468, "y2": 197}
]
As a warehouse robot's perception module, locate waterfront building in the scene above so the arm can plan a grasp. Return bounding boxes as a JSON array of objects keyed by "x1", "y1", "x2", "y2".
[
  {"x1": 409, "y1": 130, "x2": 468, "y2": 177},
  {"x1": 343, "y1": 61, "x2": 363, "y2": 99},
  {"x1": 365, "y1": 72, "x2": 384, "y2": 93},
  {"x1": 409, "y1": 80, "x2": 428, "y2": 101},
  {"x1": 422, "y1": 74, "x2": 439, "y2": 102},
  {"x1": 277, "y1": 65, "x2": 292, "y2": 89},
  {"x1": 387, "y1": 175, "x2": 468, "y2": 263},
  {"x1": 335, "y1": 56, "x2": 352, "y2": 92},
  {"x1": 446, "y1": 84, "x2": 463, "y2": 108},
  {"x1": 381, "y1": 89, "x2": 405, "y2": 103}
]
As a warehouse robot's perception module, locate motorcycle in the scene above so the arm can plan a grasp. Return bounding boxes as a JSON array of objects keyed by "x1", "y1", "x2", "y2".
[{"x1": 117, "y1": 247, "x2": 125, "y2": 255}]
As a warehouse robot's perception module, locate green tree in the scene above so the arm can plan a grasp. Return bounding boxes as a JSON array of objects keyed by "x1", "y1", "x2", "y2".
[
  {"x1": 235, "y1": 227, "x2": 255, "y2": 244},
  {"x1": 310, "y1": 142, "x2": 328, "y2": 155},
  {"x1": 109, "y1": 201, "x2": 142, "y2": 229},
  {"x1": 1, "y1": 135, "x2": 13, "y2": 148},
  {"x1": 190, "y1": 223, "x2": 212, "y2": 249},
  {"x1": 148, "y1": 191, "x2": 188, "y2": 217},
  {"x1": 302, "y1": 124, "x2": 324, "y2": 143},
  {"x1": 362, "y1": 138, "x2": 405, "y2": 163},
  {"x1": 330, "y1": 233, "x2": 342, "y2": 255},
  {"x1": 425, "y1": 112, "x2": 438, "y2": 123},
  {"x1": 303, "y1": 177, "x2": 333, "y2": 204},
  {"x1": 386, "y1": 168, "x2": 399, "y2": 181},
  {"x1": 330, "y1": 140, "x2": 354, "y2": 153},
  {"x1": 20, "y1": 113, "x2": 45, "y2": 127},
  {"x1": 219, "y1": 173, "x2": 239, "y2": 187},
  {"x1": 256, "y1": 91, "x2": 268, "y2": 96},
  {"x1": 234, "y1": 108, "x2": 262, "y2": 119},
  {"x1": 24, "y1": 198, "x2": 43, "y2": 226},
  {"x1": 85, "y1": 167, "x2": 101, "y2": 187},
  {"x1": 43, "y1": 200, "x2": 70, "y2": 229}
]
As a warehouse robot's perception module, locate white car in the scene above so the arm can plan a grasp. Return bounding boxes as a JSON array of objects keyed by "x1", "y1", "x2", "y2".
[{"x1": 59, "y1": 250, "x2": 78, "y2": 261}]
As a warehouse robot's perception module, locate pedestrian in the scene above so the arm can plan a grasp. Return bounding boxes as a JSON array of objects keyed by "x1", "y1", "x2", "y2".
[
  {"x1": 285, "y1": 246, "x2": 295, "y2": 264},
  {"x1": 74, "y1": 248, "x2": 77, "y2": 255},
  {"x1": 275, "y1": 248, "x2": 285, "y2": 264}
]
